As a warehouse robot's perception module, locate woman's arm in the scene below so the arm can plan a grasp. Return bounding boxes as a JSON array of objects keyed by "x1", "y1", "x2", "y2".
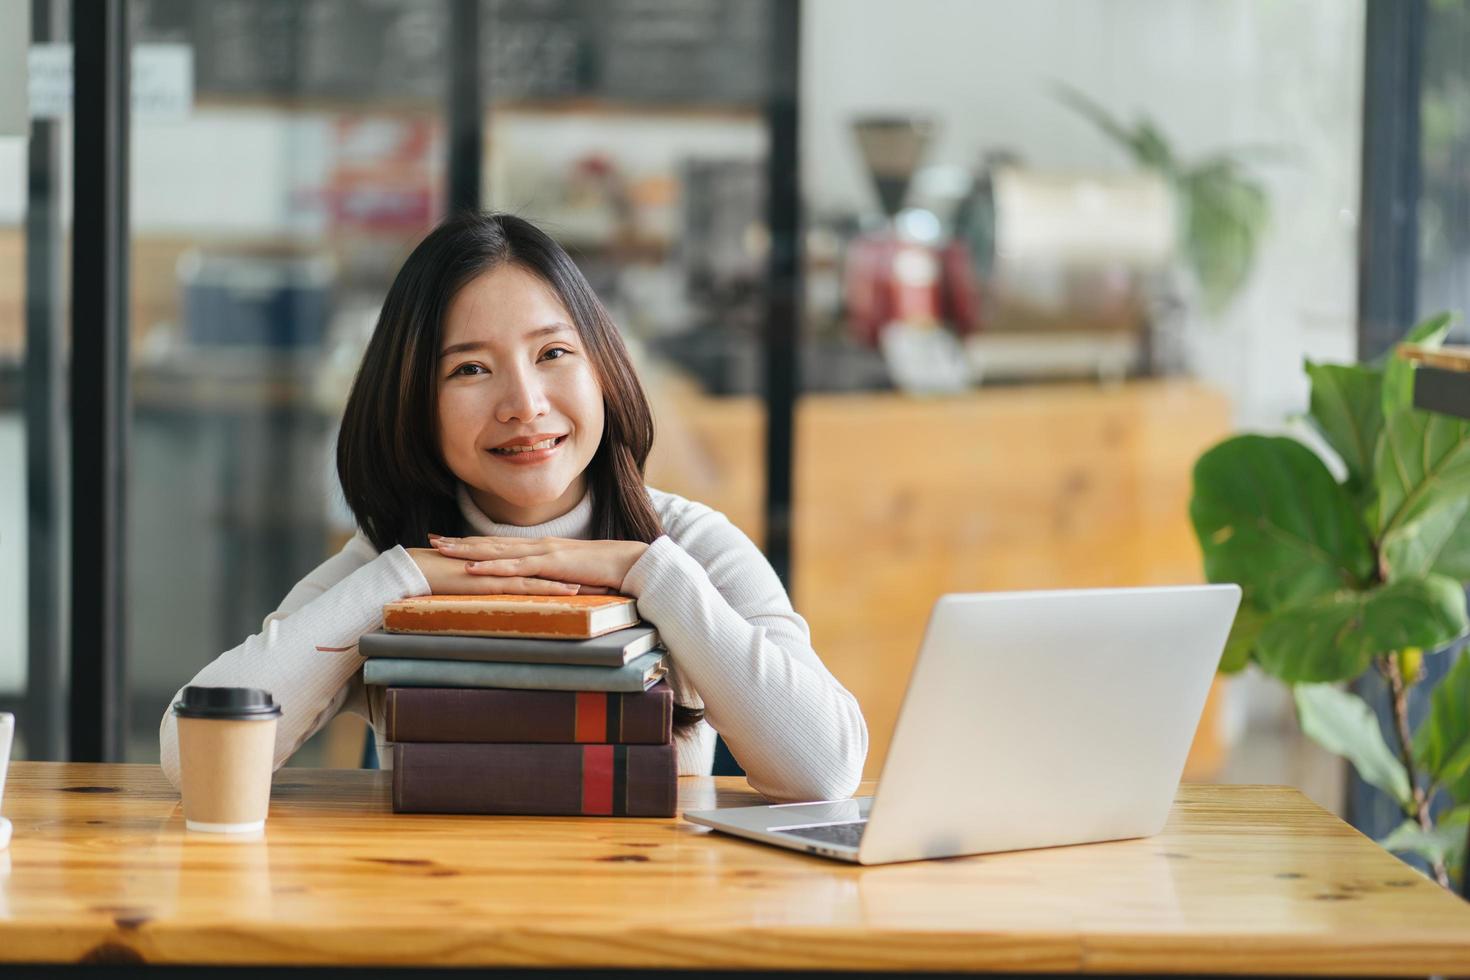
[
  {"x1": 621, "y1": 504, "x2": 869, "y2": 803},
  {"x1": 157, "y1": 534, "x2": 430, "y2": 790}
]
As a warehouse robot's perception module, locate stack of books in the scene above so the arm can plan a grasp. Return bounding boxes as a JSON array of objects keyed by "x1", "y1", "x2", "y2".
[{"x1": 362, "y1": 594, "x2": 677, "y2": 817}]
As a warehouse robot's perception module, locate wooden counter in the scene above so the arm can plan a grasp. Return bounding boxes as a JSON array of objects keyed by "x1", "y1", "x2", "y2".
[
  {"x1": 2, "y1": 762, "x2": 1468, "y2": 974},
  {"x1": 646, "y1": 380, "x2": 1234, "y2": 779}
]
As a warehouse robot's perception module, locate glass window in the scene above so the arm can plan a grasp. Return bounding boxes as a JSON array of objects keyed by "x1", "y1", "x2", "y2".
[
  {"x1": 1421, "y1": 0, "x2": 1470, "y2": 341},
  {"x1": 481, "y1": 0, "x2": 773, "y2": 554},
  {"x1": 798, "y1": 0, "x2": 1364, "y2": 789},
  {"x1": 129, "y1": 0, "x2": 448, "y2": 764},
  {"x1": 2, "y1": 1, "x2": 71, "y2": 762},
  {"x1": 0, "y1": 118, "x2": 26, "y2": 749}
]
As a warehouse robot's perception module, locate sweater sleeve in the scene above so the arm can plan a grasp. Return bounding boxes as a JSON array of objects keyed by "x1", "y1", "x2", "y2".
[
  {"x1": 157, "y1": 533, "x2": 431, "y2": 791},
  {"x1": 620, "y1": 504, "x2": 868, "y2": 803}
]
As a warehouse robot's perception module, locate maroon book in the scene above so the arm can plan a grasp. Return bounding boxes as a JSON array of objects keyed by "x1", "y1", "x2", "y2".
[
  {"x1": 384, "y1": 684, "x2": 672, "y2": 744},
  {"x1": 392, "y1": 742, "x2": 676, "y2": 817}
]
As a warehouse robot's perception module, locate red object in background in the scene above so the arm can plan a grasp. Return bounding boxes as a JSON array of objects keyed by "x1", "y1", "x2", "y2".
[
  {"x1": 844, "y1": 231, "x2": 981, "y2": 346},
  {"x1": 317, "y1": 115, "x2": 442, "y2": 233}
]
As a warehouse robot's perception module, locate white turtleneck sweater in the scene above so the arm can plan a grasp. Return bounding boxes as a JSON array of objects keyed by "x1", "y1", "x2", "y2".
[{"x1": 157, "y1": 486, "x2": 868, "y2": 803}]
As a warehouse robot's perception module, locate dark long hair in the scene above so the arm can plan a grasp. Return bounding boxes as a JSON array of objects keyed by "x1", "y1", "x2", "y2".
[{"x1": 337, "y1": 211, "x2": 702, "y2": 731}]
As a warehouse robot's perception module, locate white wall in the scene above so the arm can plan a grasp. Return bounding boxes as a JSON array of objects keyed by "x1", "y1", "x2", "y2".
[
  {"x1": 803, "y1": 0, "x2": 1366, "y2": 429},
  {"x1": 0, "y1": 108, "x2": 336, "y2": 233}
]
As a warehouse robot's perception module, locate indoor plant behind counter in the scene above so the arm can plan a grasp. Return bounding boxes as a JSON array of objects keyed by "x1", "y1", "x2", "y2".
[{"x1": 1189, "y1": 313, "x2": 1470, "y2": 891}]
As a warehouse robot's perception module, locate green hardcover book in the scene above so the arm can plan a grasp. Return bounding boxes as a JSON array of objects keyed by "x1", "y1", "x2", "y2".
[{"x1": 361, "y1": 650, "x2": 667, "y2": 693}]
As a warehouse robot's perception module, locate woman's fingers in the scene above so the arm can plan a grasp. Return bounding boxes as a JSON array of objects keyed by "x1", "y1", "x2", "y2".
[
  {"x1": 463, "y1": 556, "x2": 539, "y2": 576},
  {"x1": 434, "y1": 537, "x2": 543, "y2": 560},
  {"x1": 412, "y1": 547, "x2": 579, "y2": 595},
  {"x1": 463, "y1": 575, "x2": 579, "y2": 595},
  {"x1": 431, "y1": 538, "x2": 631, "y2": 591}
]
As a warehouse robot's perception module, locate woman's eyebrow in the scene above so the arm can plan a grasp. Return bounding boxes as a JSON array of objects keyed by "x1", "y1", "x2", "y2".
[{"x1": 439, "y1": 323, "x2": 575, "y2": 359}]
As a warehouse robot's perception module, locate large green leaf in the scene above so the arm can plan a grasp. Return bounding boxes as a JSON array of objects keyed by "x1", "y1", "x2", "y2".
[
  {"x1": 1304, "y1": 362, "x2": 1383, "y2": 495},
  {"x1": 1382, "y1": 312, "x2": 1454, "y2": 415},
  {"x1": 1219, "y1": 603, "x2": 1267, "y2": 674},
  {"x1": 1374, "y1": 409, "x2": 1470, "y2": 538},
  {"x1": 1257, "y1": 576, "x2": 1469, "y2": 683},
  {"x1": 1180, "y1": 162, "x2": 1268, "y2": 313},
  {"x1": 1450, "y1": 760, "x2": 1470, "y2": 807},
  {"x1": 1430, "y1": 506, "x2": 1470, "y2": 581},
  {"x1": 1414, "y1": 650, "x2": 1470, "y2": 792},
  {"x1": 1295, "y1": 684, "x2": 1412, "y2": 807},
  {"x1": 1191, "y1": 436, "x2": 1375, "y2": 611},
  {"x1": 1379, "y1": 805, "x2": 1469, "y2": 873},
  {"x1": 1382, "y1": 497, "x2": 1470, "y2": 582}
]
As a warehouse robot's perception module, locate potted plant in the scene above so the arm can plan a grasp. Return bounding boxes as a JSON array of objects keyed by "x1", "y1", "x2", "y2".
[
  {"x1": 1189, "y1": 313, "x2": 1470, "y2": 890},
  {"x1": 1053, "y1": 83, "x2": 1271, "y2": 315}
]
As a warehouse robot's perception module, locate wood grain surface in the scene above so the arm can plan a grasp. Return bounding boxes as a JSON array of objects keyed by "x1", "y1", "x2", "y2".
[{"x1": 1, "y1": 763, "x2": 1468, "y2": 973}]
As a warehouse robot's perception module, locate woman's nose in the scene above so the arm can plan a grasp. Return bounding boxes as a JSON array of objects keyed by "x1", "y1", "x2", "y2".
[{"x1": 494, "y1": 366, "x2": 549, "y2": 423}]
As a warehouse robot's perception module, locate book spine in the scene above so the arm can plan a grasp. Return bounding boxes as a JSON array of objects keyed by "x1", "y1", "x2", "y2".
[
  {"x1": 384, "y1": 606, "x2": 594, "y2": 638},
  {"x1": 385, "y1": 687, "x2": 672, "y2": 744},
  {"x1": 358, "y1": 627, "x2": 658, "y2": 667},
  {"x1": 392, "y1": 743, "x2": 676, "y2": 817},
  {"x1": 362, "y1": 653, "x2": 664, "y2": 692}
]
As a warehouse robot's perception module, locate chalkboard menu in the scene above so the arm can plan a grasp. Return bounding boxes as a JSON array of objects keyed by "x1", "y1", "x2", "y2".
[{"x1": 133, "y1": 0, "x2": 773, "y2": 106}]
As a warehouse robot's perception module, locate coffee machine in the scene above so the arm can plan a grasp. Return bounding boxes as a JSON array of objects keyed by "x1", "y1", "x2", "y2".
[{"x1": 843, "y1": 116, "x2": 978, "y2": 349}]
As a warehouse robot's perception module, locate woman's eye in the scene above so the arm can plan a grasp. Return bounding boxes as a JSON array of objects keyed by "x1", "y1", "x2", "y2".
[
  {"x1": 452, "y1": 363, "x2": 486, "y2": 377},
  {"x1": 541, "y1": 347, "x2": 573, "y2": 361}
]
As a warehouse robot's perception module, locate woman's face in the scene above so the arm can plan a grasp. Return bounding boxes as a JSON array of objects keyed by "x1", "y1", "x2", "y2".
[{"x1": 436, "y1": 263, "x2": 605, "y2": 526}]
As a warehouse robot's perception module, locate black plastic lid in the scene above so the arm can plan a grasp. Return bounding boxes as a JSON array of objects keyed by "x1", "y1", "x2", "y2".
[{"x1": 173, "y1": 686, "x2": 282, "y2": 720}]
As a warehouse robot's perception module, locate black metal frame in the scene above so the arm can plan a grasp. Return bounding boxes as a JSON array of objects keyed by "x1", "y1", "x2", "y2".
[
  {"x1": 68, "y1": 0, "x2": 130, "y2": 762},
  {"x1": 1357, "y1": 0, "x2": 1424, "y2": 360},
  {"x1": 447, "y1": 0, "x2": 483, "y2": 215},
  {"x1": 22, "y1": 0, "x2": 67, "y2": 761},
  {"x1": 762, "y1": 0, "x2": 801, "y2": 588}
]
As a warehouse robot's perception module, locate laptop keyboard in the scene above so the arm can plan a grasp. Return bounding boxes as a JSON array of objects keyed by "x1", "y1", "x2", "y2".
[{"x1": 779, "y1": 820, "x2": 868, "y2": 848}]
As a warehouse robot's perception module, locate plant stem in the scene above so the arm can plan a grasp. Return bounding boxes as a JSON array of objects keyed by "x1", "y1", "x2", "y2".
[{"x1": 1381, "y1": 654, "x2": 1450, "y2": 889}]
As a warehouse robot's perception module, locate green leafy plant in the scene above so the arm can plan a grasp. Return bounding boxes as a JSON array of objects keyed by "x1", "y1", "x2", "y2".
[
  {"x1": 1189, "y1": 313, "x2": 1470, "y2": 889},
  {"x1": 1053, "y1": 83, "x2": 1271, "y2": 315}
]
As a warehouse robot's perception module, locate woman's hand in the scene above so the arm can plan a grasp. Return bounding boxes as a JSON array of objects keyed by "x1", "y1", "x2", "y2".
[
  {"x1": 406, "y1": 546, "x2": 583, "y2": 596},
  {"x1": 426, "y1": 534, "x2": 650, "y2": 594}
]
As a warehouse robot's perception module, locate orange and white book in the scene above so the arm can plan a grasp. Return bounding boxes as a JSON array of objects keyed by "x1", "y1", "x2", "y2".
[{"x1": 382, "y1": 594, "x2": 639, "y2": 640}]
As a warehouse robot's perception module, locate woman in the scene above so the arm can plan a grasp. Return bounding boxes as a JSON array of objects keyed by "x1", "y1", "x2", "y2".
[{"x1": 159, "y1": 212, "x2": 867, "y2": 803}]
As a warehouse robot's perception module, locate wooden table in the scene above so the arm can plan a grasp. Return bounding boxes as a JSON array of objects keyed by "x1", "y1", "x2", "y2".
[{"x1": 2, "y1": 763, "x2": 1469, "y2": 975}]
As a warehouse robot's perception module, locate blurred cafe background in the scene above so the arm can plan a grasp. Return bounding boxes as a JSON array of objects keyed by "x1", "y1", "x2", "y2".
[{"x1": 3, "y1": 0, "x2": 1469, "y2": 851}]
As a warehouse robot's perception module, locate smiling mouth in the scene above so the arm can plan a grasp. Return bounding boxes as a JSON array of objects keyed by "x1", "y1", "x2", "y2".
[{"x1": 490, "y1": 435, "x2": 568, "y2": 456}]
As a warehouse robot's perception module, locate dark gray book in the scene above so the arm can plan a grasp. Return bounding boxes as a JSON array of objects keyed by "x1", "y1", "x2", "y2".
[
  {"x1": 361, "y1": 650, "x2": 667, "y2": 692},
  {"x1": 382, "y1": 683, "x2": 673, "y2": 744},
  {"x1": 358, "y1": 624, "x2": 660, "y2": 667},
  {"x1": 393, "y1": 742, "x2": 677, "y2": 817}
]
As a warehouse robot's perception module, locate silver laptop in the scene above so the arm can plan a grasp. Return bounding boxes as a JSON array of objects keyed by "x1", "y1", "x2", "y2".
[{"x1": 684, "y1": 584, "x2": 1241, "y2": 865}]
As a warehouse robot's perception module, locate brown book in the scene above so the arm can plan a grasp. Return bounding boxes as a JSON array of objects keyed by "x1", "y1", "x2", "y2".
[
  {"x1": 383, "y1": 594, "x2": 639, "y2": 640},
  {"x1": 384, "y1": 683, "x2": 673, "y2": 744},
  {"x1": 392, "y1": 742, "x2": 676, "y2": 817}
]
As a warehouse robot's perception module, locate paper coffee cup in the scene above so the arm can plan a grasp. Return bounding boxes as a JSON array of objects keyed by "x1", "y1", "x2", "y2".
[{"x1": 173, "y1": 687, "x2": 281, "y2": 833}]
